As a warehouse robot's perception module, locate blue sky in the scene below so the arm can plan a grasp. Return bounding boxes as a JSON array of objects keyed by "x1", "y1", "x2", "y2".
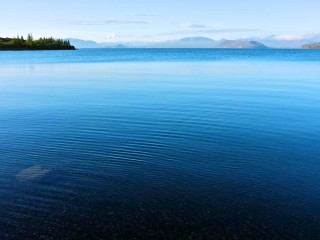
[{"x1": 1, "y1": 0, "x2": 319, "y2": 42}]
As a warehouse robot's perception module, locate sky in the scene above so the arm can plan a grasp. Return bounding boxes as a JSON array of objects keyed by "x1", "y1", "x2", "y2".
[{"x1": 1, "y1": 0, "x2": 320, "y2": 42}]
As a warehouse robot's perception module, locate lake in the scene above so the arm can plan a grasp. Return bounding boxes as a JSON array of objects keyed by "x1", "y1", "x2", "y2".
[{"x1": 1, "y1": 49, "x2": 320, "y2": 239}]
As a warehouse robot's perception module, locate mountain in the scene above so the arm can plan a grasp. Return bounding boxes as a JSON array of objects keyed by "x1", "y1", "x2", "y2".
[
  {"x1": 67, "y1": 34, "x2": 320, "y2": 49},
  {"x1": 69, "y1": 37, "x2": 268, "y2": 49},
  {"x1": 114, "y1": 44, "x2": 127, "y2": 48},
  {"x1": 301, "y1": 42, "x2": 320, "y2": 49},
  {"x1": 119, "y1": 37, "x2": 267, "y2": 49},
  {"x1": 100, "y1": 42, "x2": 129, "y2": 48},
  {"x1": 145, "y1": 38, "x2": 268, "y2": 49},
  {"x1": 244, "y1": 34, "x2": 320, "y2": 48},
  {"x1": 68, "y1": 39, "x2": 102, "y2": 48},
  {"x1": 67, "y1": 36, "x2": 268, "y2": 49},
  {"x1": 68, "y1": 39, "x2": 129, "y2": 48},
  {"x1": 68, "y1": 35, "x2": 320, "y2": 49},
  {"x1": 218, "y1": 40, "x2": 268, "y2": 49},
  {"x1": 142, "y1": 37, "x2": 219, "y2": 48}
]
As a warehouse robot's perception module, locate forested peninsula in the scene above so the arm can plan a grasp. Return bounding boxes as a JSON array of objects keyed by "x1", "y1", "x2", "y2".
[
  {"x1": 0, "y1": 35, "x2": 75, "y2": 50},
  {"x1": 301, "y1": 42, "x2": 320, "y2": 49}
]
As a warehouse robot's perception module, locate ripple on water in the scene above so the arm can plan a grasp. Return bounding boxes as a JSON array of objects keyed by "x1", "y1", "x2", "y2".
[{"x1": 1, "y1": 57, "x2": 320, "y2": 239}]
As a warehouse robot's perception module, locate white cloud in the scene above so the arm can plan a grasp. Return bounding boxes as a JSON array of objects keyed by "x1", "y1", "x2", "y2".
[
  {"x1": 180, "y1": 24, "x2": 211, "y2": 29},
  {"x1": 106, "y1": 34, "x2": 134, "y2": 40},
  {"x1": 59, "y1": 20, "x2": 148, "y2": 26},
  {"x1": 272, "y1": 34, "x2": 308, "y2": 41}
]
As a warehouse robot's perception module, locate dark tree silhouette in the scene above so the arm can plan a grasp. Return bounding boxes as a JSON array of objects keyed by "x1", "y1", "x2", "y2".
[{"x1": 0, "y1": 34, "x2": 75, "y2": 50}]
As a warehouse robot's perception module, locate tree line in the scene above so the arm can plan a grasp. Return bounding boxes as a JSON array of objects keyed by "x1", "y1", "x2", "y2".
[{"x1": 0, "y1": 34, "x2": 75, "y2": 50}]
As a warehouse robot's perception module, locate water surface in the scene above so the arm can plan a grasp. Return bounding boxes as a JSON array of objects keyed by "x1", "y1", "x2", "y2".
[{"x1": 1, "y1": 49, "x2": 320, "y2": 239}]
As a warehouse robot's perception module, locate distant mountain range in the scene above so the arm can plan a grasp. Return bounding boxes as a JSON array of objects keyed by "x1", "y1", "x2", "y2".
[
  {"x1": 68, "y1": 35, "x2": 320, "y2": 49},
  {"x1": 243, "y1": 34, "x2": 320, "y2": 48}
]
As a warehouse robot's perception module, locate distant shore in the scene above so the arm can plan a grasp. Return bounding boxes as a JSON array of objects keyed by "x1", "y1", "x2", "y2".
[
  {"x1": 0, "y1": 35, "x2": 76, "y2": 51},
  {"x1": 301, "y1": 43, "x2": 320, "y2": 49}
]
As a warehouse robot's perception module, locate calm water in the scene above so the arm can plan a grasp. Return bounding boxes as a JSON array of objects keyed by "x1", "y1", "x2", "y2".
[{"x1": 1, "y1": 49, "x2": 320, "y2": 239}]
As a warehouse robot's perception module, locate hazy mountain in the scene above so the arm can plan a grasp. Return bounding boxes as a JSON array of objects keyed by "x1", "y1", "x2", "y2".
[
  {"x1": 114, "y1": 44, "x2": 127, "y2": 48},
  {"x1": 68, "y1": 35, "x2": 320, "y2": 49},
  {"x1": 140, "y1": 37, "x2": 219, "y2": 48},
  {"x1": 68, "y1": 39, "x2": 102, "y2": 48},
  {"x1": 146, "y1": 38, "x2": 267, "y2": 49},
  {"x1": 68, "y1": 39, "x2": 129, "y2": 48},
  {"x1": 244, "y1": 34, "x2": 320, "y2": 48},
  {"x1": 218, "y1": 40, "x2": 268, "y2": 49},
  {"x1": 100, "y1": 42, "x2": 128, "y2": 48}
]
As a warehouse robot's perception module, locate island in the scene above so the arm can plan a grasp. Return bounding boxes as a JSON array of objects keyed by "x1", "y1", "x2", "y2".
[
  {"x1": 0, "y1": 34, "x2": 76, "y2": 50},
  {"x1": 301, "y1": 42, "x2": 320, "y2": 49}
]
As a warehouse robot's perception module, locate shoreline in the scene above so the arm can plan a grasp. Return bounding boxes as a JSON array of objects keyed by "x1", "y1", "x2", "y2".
[{"x1": 0, "y1": 47, "x2": 76, "y2": 51}]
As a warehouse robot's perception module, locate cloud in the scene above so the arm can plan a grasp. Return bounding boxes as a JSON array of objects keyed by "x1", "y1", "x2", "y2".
[
  {"x1": 61, "y1": 20, "x2": 148, "y2": 26},
  {"x1": 103, "y1": 20, "x2": 147, "y2": 25},
  {"x1": 106, "y1": 34, "x2": 134, "y2": 40},
  {"x1": 180, "y1": 24, "x2": 211, "y2": 29},
  {"x1": 271, "y1": 34, "x2": 309, "y2": 41}
]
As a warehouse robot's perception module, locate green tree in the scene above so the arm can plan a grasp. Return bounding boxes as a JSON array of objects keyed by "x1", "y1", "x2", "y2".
[{"x1": 26, "y1": 34, "x2": 33, "y2": 46}]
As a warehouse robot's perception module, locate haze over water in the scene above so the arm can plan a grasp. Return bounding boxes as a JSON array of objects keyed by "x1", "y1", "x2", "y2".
[{"x1": 1, "y1": 49, "x2": 320, "y2": 239}]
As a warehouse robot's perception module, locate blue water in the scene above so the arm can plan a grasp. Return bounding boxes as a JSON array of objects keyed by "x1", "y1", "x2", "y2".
[
  {"x1": 1, "y1": 49, "x2": 320, "y2": 239},
  {"x1": 1, "y1": 48, "x2": 320, "y2": 64}
]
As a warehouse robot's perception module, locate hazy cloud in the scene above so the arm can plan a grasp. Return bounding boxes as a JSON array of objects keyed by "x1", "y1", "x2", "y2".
[
  {"x1": 106, "y1": 34, "x2": 135, "y2": 39},
  {"x1": 61, "y1": 20, "x2": 148, "y2": 25},
  {"x1": 103, "y1": 20, "x2": 147, "y2": 25},
  {"x1": 271, "y1": 34, "x2": 309, "y2": 41},
  {"x1": 180, "y1": 24, "x2": 211, "y2": 29}
]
